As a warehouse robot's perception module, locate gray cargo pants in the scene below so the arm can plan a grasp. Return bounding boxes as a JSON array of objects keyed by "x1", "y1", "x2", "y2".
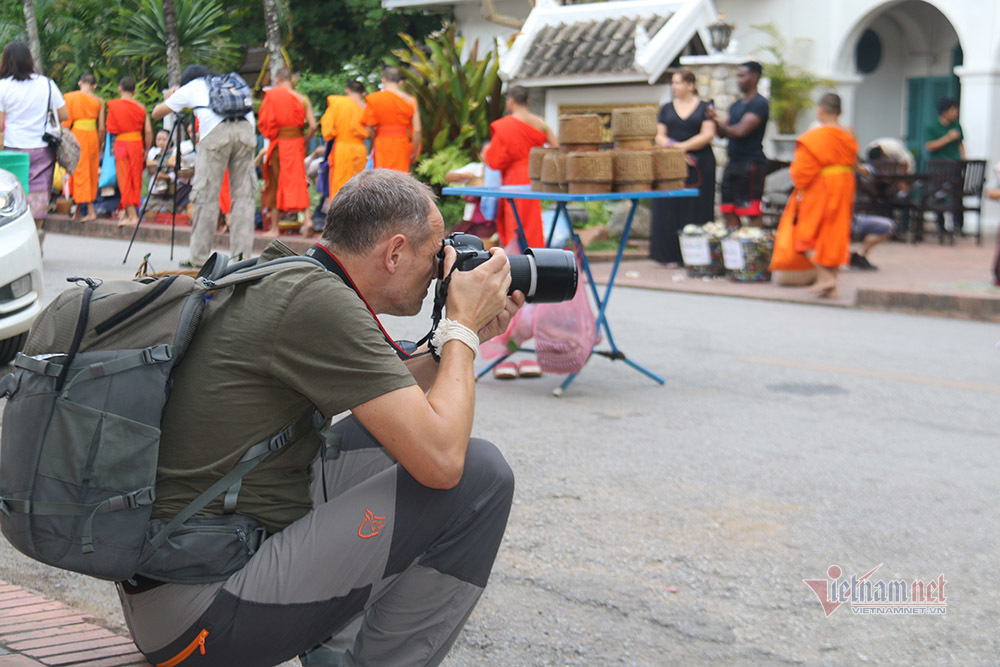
[
  {"x1": 118, "y1": 417, "x2": 514, "y2": 667},
  {"x1": 189, "y1": 120, "x2": 257, "y2": 265}
]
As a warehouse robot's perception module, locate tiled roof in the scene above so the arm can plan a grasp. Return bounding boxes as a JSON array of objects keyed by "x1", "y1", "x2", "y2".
[{"x1": 516, "y1": 14, "x2": 672, "y2": 79}]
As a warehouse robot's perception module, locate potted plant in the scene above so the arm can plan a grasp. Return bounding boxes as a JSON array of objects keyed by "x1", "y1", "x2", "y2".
[{"x1": 752, "y1": 23, "x2": 834, "y2": 159}]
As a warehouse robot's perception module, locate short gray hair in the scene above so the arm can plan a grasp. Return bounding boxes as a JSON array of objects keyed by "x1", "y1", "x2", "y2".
[{"x1": 323, "y1": 169, "x2": 437, "y2": 254}]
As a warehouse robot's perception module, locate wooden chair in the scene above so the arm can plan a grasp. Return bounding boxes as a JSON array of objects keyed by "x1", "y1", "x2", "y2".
[{"x1": 918, "y1": 159, "x2": 987, "y2": 245}]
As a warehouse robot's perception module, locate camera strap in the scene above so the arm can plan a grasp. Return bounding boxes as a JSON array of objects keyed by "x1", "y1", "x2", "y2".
[
  {"x1": 305, "y1": 243, "x2": 417, "y2": 360},
  {"x1": 420, "y1": 263, "x2": 463, "y2": 362}
]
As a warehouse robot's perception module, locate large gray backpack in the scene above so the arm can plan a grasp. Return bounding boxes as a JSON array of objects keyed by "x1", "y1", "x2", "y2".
[{"x1": 0, "y1": 254, "x2": 324, "y2": 582}]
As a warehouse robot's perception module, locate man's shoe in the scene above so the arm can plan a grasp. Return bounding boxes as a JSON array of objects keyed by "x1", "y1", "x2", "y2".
[{"x1": 850, "y1": 252, "x2": 877, "y2": 271}]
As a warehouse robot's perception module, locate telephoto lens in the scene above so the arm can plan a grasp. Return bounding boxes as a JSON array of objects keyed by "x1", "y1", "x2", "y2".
[{"x1": 438, "y1": 233, "x2": 578, "y2": 303}]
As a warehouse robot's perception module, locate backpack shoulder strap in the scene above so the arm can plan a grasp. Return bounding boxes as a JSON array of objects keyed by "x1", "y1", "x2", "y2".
[{"x1": 202, "y1": 256, "x2": 325, "y2": 290}]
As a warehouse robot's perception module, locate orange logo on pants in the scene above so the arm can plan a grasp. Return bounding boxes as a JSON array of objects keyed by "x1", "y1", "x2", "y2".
[{"x1": 358, "y1": 508, "x2": 386, "y2": 539}]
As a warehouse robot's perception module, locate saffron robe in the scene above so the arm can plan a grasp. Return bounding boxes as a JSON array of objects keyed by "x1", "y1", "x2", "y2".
[
  {"x1": 63, "y1": 91, "x2": 101, "y2": 204},
  {"x1": 321, "y1": 95, "x2": 368, "y2": 198},
  {"x1": 258, "y1": 86, "x2": 309, "y2": 212},
  {"x1": 770, "y1": 125, "x2": 858, "y2": 271},
  {"x1": 485, "y1": 116, "x2": 548, "y2": 248},
  {"x1": 106, "y1": 98, "x2": 146, "y2": 209},
  {"x1": 360, "y1": 90, "x2": 414, "y2": 172}
]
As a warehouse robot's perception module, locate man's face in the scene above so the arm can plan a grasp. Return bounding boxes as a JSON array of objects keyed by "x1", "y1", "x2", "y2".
[
  {"x1": 942, "y1": 106, "x2": 959, "y2": 123},
  {"x1": 387, "y1": 204, "x2": 445, "y2": 316},
  {"x1": 736, "y1": 67, "x2": 755, "y2": 94}
]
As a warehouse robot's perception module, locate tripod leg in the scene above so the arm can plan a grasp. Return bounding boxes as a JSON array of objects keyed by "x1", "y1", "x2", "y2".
[{"x1": 124, "y1": 121, "x2": 181, "y2": 264}]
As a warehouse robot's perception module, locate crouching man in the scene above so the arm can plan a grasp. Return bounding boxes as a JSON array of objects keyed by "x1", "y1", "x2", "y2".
[{"x1": 117, "y1": 169, "x2": 522, "y2": 666}]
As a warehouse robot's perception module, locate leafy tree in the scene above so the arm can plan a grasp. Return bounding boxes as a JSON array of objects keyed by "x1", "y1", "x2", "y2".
[
  {"x1": 392, "y1": 23, "x2": 503, "y2": 159},
  {"x1": 286, "y1": 0, "x2": 447, "y2": 77},
  {"x1": 752, "y1": 23, "x2": 834, "y2": 134},
  {"x1": 111, "y1": 0, "x2": 241, "y2": 86}
]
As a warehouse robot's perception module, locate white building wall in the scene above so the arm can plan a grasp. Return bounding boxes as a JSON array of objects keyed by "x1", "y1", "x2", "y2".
[
  {"x1": 716, "y1": 0, "x2": 1000, "y2": 232},
  {"x1": 452, "y1": 1, "x2": 524, "y2": 56}
]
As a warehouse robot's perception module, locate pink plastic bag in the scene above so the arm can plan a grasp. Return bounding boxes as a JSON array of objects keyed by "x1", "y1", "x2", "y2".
[
  {"x1": 479, "y1": 303, "x2": 536, "y2": 360},
  {"x1": 532, "y1": 275, "x2": 598, "y2": 375}
]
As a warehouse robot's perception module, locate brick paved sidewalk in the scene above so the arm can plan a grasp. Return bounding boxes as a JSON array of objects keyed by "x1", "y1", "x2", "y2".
[{"x1": 0, "y1": 581, "x2": 147, "y2": 667}]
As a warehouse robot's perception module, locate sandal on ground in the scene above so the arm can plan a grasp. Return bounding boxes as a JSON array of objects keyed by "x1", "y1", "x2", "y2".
[
  {"x1": 517, "y1": 359, "x2": 542, "y2": 378},
  {"x1": 493, "y1": 361, "x2": 518, "y2": 380}
]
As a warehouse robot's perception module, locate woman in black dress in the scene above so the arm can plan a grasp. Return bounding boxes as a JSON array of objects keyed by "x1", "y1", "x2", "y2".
[{"x1": 650, "y1": 68, "x2": 717, "y2": 265}]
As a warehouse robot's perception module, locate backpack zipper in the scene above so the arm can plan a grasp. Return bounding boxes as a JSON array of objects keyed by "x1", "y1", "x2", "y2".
[
  {"x1": 94, "y1": 275, "x2": 178, "y2": 335},
  {"x1": 155, "y1": 628, "x2": 208, "y2": 667}
]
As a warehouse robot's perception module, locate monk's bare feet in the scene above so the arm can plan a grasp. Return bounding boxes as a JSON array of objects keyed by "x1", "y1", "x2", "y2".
[
  {"x1": 300, "y1": 223, "x2": 314, "y2": 238},
  {"x1": 81, "y1": 211, "x2": 97, "y2": 222},
  {"x1": 811, "y1": 285, "x2": 839, "y2": 299}
]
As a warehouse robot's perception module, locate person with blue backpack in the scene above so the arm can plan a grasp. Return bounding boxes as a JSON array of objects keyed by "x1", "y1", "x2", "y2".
[{"x1": 152, "y1": 65, "x2": 257, "y2": 268}]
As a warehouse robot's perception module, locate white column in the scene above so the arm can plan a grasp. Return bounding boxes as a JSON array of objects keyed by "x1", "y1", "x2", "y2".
[{"x1": 954, "y1": 64, "x2": 1000, "y2": 235}]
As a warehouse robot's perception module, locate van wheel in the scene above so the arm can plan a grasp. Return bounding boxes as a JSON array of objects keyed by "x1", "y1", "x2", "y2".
[{"x1": 0, "y1": 332, "x2": 27, "y2": 366}]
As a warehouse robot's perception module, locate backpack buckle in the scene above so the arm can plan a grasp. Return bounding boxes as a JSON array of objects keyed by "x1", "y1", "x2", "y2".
[
  {"x1": 268, "y1": 428, "x2": 292, "y2": 452},
  {"x1": 142, "y1": 345, "x2": 173, "y2": 364}
]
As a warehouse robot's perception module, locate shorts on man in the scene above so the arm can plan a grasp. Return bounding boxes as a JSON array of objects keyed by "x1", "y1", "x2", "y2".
[{"x1": 720, "y1": 161, "x2": 767, "y2": 217}]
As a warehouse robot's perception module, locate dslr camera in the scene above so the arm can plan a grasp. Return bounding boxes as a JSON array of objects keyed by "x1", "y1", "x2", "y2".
[{"x1": 438, "y1": 233, "x2": 578, "y2": 303}]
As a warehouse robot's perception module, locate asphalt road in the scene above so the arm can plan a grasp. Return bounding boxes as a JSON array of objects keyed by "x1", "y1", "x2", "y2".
[{"x1": 2, "y1": 233, "x2": 998, "y2": 665}]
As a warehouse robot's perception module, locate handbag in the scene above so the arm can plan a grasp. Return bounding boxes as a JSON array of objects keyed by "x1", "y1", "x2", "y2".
[
  {"x1": 42, "y1": 79, "x2": 81, "y2": 174},
  {"x1": 98, "y1": 133, "x2": 117, "y2": 189}
]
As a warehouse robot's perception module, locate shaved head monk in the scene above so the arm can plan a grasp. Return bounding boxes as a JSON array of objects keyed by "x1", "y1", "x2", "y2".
[
  {"x1": 321, "y1": 80, "x2": 368, "y2": 201},
  {"x1": 62, "y1": 73, "x2": 105, "y2": 222},
  {"x1": 769, "y1": 93, "x2": 857, "y2": 299},
  {"x1": 484, "y1": 85, "x2": 558, "y2": 249},
  {"x1": 361, "y1": 67, "x2": 421, "y2": 172},
  {"x1": 258, "y1": 67, "x2": 317, "y2": 235},
  {"x1": 106, "y1": 76, "x2": 153, "y2": 226}
]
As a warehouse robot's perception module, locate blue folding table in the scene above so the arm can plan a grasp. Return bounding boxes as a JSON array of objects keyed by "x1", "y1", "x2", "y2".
[{"x1": 441, "y1": 185, "x2": 697, "y2": 395}]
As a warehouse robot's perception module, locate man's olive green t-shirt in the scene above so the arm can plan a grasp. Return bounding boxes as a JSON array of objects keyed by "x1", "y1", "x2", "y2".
[
  {"x1": 154, "y1": 244, "x2": 416, "y2": 533},
  {"x1": 924, "y1": 118, "x2": 963, "y2": 161}
]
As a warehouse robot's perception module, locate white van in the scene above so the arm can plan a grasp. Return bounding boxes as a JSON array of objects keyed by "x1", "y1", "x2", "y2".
[{"x1": 0, "y1": 169, "x2": 43, "y2": 364}]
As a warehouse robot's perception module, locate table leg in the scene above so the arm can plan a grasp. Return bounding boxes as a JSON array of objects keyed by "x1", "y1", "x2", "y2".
[
  {"x1": 556, "y1": 200, "x2": 664, "y2": 395},
  {"x1": 506, "y1": 197, "x2": 529, "y2": 252}
]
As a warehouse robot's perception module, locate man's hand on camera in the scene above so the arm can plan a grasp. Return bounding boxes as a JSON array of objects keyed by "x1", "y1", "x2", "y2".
[
  {"x1": 478, "y1": 291, "x2": 525, "y2": 343},
  {"x1": 441, "y1": 246, "x2": 512, "y2": 333}
]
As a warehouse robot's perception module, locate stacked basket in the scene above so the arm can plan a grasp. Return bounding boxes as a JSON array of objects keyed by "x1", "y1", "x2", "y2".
[
  {"x1": 611, "y1": 150, "x2": 653, "y2": 192},
  {"x1": 565, "y1": 152, "x2": 613, "y2": 194},
  {"x1": 529, "y1": 147, "x2": 559, "y2": 191},
  {"x1": 611, "y1": 108, "x2": 657, "y2": 149},
  {"x1": 541, "y1": 152, "x2": 567, "y2": 192},
  {"x1": 559, "y1": 114, "x2": 602, "y2": 152},
  {"x1": 652, "y1": 148, "x2": 688, "y2": 190}
]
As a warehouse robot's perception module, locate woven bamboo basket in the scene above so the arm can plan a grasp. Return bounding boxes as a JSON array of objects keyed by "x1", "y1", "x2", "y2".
[
  {"x1": 611, "y1": 150, "x2": 653, "y2": 192},
  {"x1": 530, "y1": 147, "x2": 559, "y2": 191},
  {"x1": 559, "y1": 114, "x2": 601, "y2": 153},
  {"x1": 611, "y1": 108, "x2": 656, "y2": 149},
  {"x1": 652, "y1": 147, "x2": 688, "y2": 190},
  {"x1": 540, "y1": 152, "x2": 567, "y2": 192},
  {"x1": 566, "y1": 151, "x2": 612, "y2": 194}
]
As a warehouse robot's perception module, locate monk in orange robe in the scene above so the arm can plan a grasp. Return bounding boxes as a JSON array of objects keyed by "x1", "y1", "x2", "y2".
[
  {"x1": 62, "y1": 73, "x2": 103, "y2": 221},
  {"x1": 321, "y1": 81, "x2": 368, "y2": 200},
  {"x1": 360, "y1": 67, "x2": 420, "y2": 172},
  {"x1": 485, "y1": 85, "x2": 559, "y2": 248},
  {"x1": 258, "y1": 68, "x2": 316, "y2": 235},
  {"x1": 769, "y1": 94, "x2": 857, "y2": 298},
  {"x1": 106, "y1": 76, "x2": 152, "y2": 226}
]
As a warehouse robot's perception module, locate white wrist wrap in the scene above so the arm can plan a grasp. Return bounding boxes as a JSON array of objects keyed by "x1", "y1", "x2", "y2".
[{"x1": 431, "y1": 319, "x2": 479, "y2": 360}]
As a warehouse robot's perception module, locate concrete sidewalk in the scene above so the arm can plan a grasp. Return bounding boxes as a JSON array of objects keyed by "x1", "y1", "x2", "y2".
[{"x1": 41, "y1": 213, "x2": 1000, "y2": 322}]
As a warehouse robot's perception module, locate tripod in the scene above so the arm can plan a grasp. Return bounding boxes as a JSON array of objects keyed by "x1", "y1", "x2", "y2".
[{"x1": 123, "y1": 113, "x2": 187, "y2": 264}]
